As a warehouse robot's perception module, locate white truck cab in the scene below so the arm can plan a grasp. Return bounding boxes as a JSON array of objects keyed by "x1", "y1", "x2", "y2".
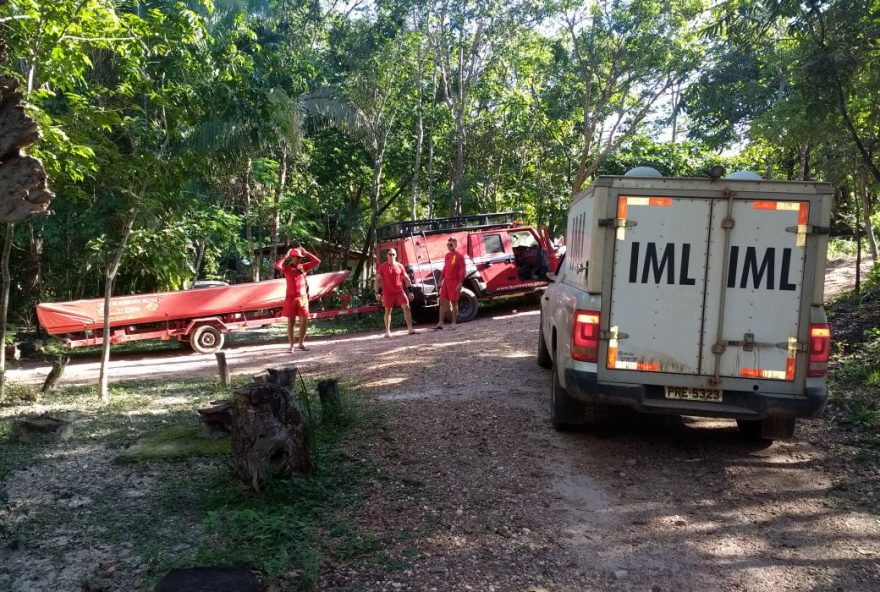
[{"x1": 538, "y1": 169, "x2": 833, "y2": 441}]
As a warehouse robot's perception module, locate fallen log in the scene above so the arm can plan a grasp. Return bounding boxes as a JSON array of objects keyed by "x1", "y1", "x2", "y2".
[{"x1": 13, "y1": 415, "x2": 73, "y2": 443}]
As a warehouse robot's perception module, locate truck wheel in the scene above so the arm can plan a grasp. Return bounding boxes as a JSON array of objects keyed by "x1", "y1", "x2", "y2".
[
  {"x1": 737, "y1": 417, "x2": 796, "y2": 442},
  {"x1": 191, "y1": 325, "x2": 225, "y2": 354},
  {"x1": 537, "y1": 315, "x2": 552, "y2": 369},
  {"x1": 456, "y1": 288, "x2": 479, "y2": 323},
  {"x1": 551, "y1": 355, "x2": 585, "y2": 430}
]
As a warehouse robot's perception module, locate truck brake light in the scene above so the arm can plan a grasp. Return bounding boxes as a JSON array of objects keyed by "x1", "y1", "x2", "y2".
[
  {"x1": 807, "y1": 323, "x2": 830, "y2": 377},
  {"x1": 571, "y1": 310, "x2": 600, "y2": 362}
]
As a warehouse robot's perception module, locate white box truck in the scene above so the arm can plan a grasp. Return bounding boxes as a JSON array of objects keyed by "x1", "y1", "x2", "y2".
[{"x1": 538, "y1": 169, "x2": 833, "y2": 440}]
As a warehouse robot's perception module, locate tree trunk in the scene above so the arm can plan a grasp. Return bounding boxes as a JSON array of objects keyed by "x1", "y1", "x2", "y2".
[
  {"x1": 232, "y1": 367, "x2": 313, "y2": 492},
  {"x1": 99, "y1": 215, "x2": 136, "y2": 404},
  {"x1": 798, "y1": 144, "x2": 810, "y2": 181},
  {"x1": 340, "y1": 184, "x2": 362, "y2": 271},
  {"x1": 269, "y1": 147, "x2": 288, "y2": 268},
  {"x1": 860, "y1": 171, "x2": 878, "y2": 260},
  {"x1": 352, "y1": 152, "x2": 385, "y2": 282},
  {"x1": 0, "y1": 223, "x2": 13, "y2": 401},
  {"x1": 22, "y1": 222, "x2": 42, "y2": 308},
  {"x1": 243, "y1": 159, "x2": 257, "y2": 282},
  {"x1": 426, "y1": 68, "x2": 438, "y2": 219}
]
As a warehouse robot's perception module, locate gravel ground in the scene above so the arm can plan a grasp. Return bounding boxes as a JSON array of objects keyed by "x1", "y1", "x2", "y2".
[{"x1": 3, "y1": 256, "x2": 880, "y2": 591}]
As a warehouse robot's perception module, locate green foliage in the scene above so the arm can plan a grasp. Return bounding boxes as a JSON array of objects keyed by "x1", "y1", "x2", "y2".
[{"x1": 0, "y1": 0, "x2": 877, "y2": 325}]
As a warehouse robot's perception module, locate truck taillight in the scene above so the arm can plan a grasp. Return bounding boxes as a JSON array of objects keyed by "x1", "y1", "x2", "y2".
[
  {"x1": 807, "y1": 323, "x2": 831, "y2": 377},
  {"x1": 571, "y1": 310, "x2": 600, "y2": 362}
]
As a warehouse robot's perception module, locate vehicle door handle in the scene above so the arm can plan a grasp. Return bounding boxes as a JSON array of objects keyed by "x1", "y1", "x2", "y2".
[{"x1": 543, "y1": 296, "x2": 549, "y2": 301}]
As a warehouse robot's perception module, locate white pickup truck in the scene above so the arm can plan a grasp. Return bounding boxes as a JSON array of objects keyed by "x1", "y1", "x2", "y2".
[{"x1": 538, "y1": 169, "x2": 833, "y2": 441}]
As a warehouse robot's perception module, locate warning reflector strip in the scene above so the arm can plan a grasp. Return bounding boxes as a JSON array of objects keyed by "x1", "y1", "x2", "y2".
[
  {"x1": 739, "y1": 368, "x2": 788, "y2": 380},
  {"x1": 613, "y1": 360, "x2": 661, "y2": 372},
  {"x1": 616, "y1": 196, "x2": 672, "y2": 240},
  {"x1": 753, "y1": 201, "x2": 801, "y2": 211},
  {"x1": 753, "y1": 201, "x2": 810, "y2": 246},
  {"x1": 625, "y1": 197, "x2": 673, "y2": 207},
  {"x1": 616, "y1": 198, "x2": 628, "y2": 240}
]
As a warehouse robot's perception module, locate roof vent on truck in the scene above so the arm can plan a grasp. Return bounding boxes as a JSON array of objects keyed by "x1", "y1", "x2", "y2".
[
  {"x1": 623, "y1": 166, "x2": 662, "y2": 177},
  {"x1": 725, "y1": 170, "x2": 763, "y2": 180}
]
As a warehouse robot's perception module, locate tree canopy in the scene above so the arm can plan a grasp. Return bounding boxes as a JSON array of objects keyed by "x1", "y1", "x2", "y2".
[{"x1": 0, "y1": 0, "x2": 877, "y2": 325}]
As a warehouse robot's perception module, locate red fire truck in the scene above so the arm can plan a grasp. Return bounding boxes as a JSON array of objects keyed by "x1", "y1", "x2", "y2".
[
  {"x1": 374, "y1": 212, "x2": 561, "y2": 322},
  {"x1": 36, "y1": 271, "x2": 377, "y2": 354}
]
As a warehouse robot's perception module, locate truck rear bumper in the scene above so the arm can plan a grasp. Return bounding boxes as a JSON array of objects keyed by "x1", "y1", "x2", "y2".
[{"x1": 564, "y1": 369, "x2": 828, "y2": 420}]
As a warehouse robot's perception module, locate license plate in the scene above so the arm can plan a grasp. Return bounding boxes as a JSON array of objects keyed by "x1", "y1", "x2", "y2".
[{"x1": 664, "y1": 385, "x2": 723, "y2": 402}]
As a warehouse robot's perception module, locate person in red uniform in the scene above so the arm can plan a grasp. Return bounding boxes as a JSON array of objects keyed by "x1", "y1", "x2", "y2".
[
  {"x1": 435, "y1": 236, "x2": 466, "y2": 329},
  {"x1": 275, "y1": 246, "x2": 320, "y2": 352},
  {"x1": 374, "y1": 247, "x2": 416, "y2": 338}
]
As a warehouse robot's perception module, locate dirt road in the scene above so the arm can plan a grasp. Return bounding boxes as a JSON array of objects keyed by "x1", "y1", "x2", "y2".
[{"x1": 5, "y1": 256, "x2": 879, "y2": 591}]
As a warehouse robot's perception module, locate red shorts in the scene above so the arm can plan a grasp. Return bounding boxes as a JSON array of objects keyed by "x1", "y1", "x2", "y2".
[
  {"x1": 283, "y1": 295, "x2": 309, "y2": 318},
  {"x1": 439, "y1": 282, "x2": 460, "y2": 301},
  {"x1": 382, "y1": 289, "x2": 409, "y2": 308}
]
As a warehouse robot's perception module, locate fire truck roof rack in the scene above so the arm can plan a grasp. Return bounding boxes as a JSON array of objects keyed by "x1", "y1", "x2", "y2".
[{"x1": 377, "y1": 211, "x2": 523, "y2": 241}]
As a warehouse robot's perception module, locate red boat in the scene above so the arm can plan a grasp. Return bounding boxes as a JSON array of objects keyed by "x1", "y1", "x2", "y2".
[{"x1": 36, "y1": 271, "x2": 378, "y2": 353}]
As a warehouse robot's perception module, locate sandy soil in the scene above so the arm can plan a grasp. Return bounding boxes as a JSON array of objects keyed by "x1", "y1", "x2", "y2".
[{"x1": 3, "y1": 257, "x2": 879, "y2": 591}]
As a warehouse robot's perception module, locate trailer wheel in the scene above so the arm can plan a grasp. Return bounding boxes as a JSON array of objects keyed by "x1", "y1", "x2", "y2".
[
  {"x1": 551, "y1": 352, "x2": 585, "y2": 430},
  {"x1": 191, "y1": 325, "x2": 225, "y2": 354},
  {"x1": 456, "y1": 288, "x2": 479, "y2": 323}
]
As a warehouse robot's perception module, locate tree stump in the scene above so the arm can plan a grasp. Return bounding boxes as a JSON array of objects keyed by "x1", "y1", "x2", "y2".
[
  {"x1": 196, "y1": 400, "x2": 233, "y2": 437},
  {"x1": 317, "y1": 378, "x2": 340, "y2": 409},
  {"x1": 232, "y1": 366, "x2": 312, "y2": 492}
]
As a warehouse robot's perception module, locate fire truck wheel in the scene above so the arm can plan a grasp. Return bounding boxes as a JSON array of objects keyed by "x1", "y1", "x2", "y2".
[
  {"x1": 191, "y1": 325, "x2": 225, "y2": 354},
  {"x1": 456, "y1": 288, "x2": 479, "y2": 323},
  {"x1": 551, "y1": 353, "x2": 585, "y2": 430}
]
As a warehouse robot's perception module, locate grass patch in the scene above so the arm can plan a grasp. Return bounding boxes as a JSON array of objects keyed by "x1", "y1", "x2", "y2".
[
  {"x1": 117, "y1": 425, "x2": 231, "y2": 462},
  {"x1": 149, "y1": 383, "x2": 382, "y2": 590},
  {"x1": 1, "y1": 375, "x2": 384, "y2": 591}
]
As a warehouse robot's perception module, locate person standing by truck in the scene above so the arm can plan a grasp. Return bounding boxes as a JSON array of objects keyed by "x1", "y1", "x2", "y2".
[
  {"x1": 275, "y1": 247, "x2": 320, "y2": 352},
  {"x1": 374, "y1": 248, "x2": 416, "y2": 338},
  {"x1": 435, "y1": 236, "x2": 466, "y2": 330}
]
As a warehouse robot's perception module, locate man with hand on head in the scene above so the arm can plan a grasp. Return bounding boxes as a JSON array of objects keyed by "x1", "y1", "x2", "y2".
[
  {"x1": 375, "y1": 247, "x2": 416, "y2": 338},
  {"x1": 435, "y1": 236, "x2": 466, "y2": 330},
  {"x1": 275, "y1": 246, "x2": 320, "y2": 352}
]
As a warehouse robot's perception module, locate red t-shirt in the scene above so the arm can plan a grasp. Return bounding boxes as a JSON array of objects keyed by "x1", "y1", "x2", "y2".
[
  {"x1": 275, "y1": 249, "x2": 320, "y2": 297},
  {"x1": 441, "y1": 250, "x2": 466, "y2": 285},
  {"x1": 377, "y1": 261, "x2": 407, "y2": 293}
]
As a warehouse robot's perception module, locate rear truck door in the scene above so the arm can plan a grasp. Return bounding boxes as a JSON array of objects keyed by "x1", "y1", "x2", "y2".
[
  {"x1": 474, "y1": 231, "x2": 517, "y2": 293},
  {"x1": 601, "y1": 196, "x2": 712, "y2": 377},
  {"x1": 597, "y1": 191, "x2": 815, "y2": 395},
  {"x1": 700, "y1": 198, "x2": 810, "y2": 386}
]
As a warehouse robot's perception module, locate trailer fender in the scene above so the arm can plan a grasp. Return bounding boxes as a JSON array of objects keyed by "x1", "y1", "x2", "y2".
[{"x1": 183, "y1": 317, "x2": 230, "y2": 336}]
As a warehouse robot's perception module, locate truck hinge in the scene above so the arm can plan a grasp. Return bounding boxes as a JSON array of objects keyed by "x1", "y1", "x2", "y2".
[
  {"x1": 785, "y1": 225, "x2": 830, "y2": 235},
  {"x1": 721, "y1": 217, "x2": 735, "y2": 229},
  {"x1": 598, "y1": 218, "x2": 637, "y2": 229},
  {"x1": 721, "y1": 338, "x2": 808, "y2": 352},
  {"x1": 600, "y1": 330, "x2": 628, "y2": 340}
]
